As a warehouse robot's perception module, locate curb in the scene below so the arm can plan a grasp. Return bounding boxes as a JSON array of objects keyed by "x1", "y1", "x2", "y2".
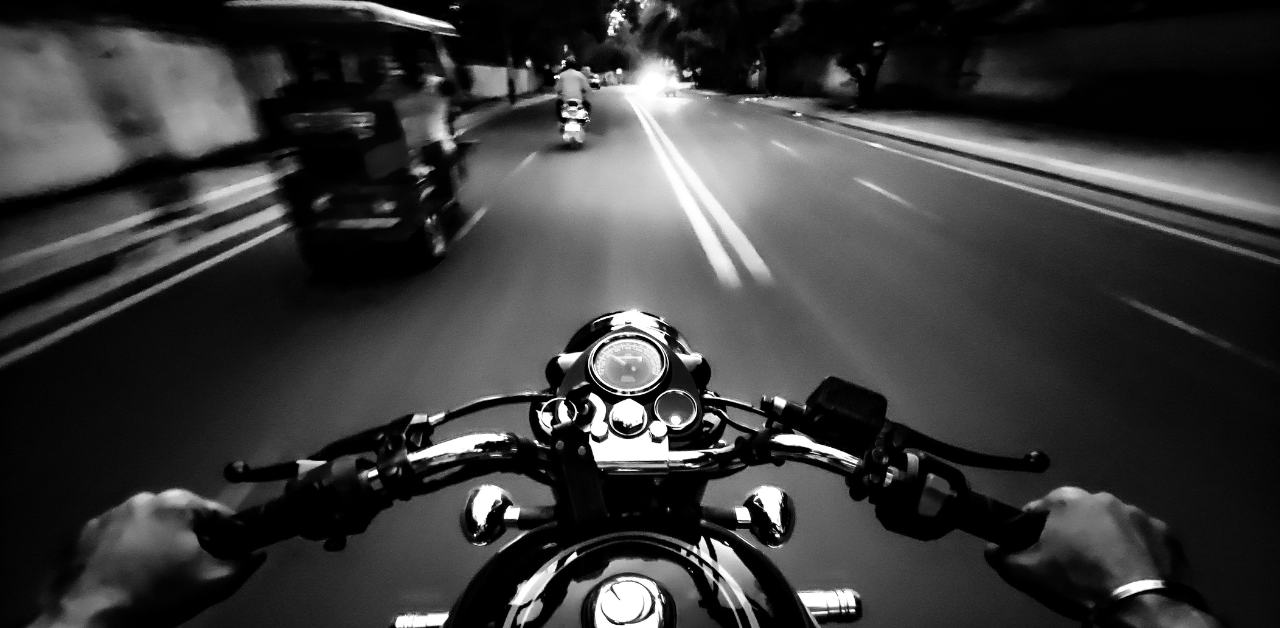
[
  {"x1": 726, "y1": 94, "x2": 1280, "y2": 239},
  {"x1": 456, "y1": 92, "x2": 556, "y2": 134},
  {"x1": 0, "y1": 203, "x2": 289, "y2": 368}
]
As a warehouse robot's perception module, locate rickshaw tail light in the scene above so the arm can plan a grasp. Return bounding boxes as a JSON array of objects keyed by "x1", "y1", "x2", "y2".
[
  {"x1": 311, "y1": 193, "x2": 333, "y2": 212},
  {"x1": 284, "y1": 110, "x2": 377, "y2": 139}
]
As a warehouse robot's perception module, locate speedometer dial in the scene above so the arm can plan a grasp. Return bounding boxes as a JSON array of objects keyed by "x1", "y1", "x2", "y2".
[{"x1": 590, "y1": 335, "x2": 667, "y2": 395}]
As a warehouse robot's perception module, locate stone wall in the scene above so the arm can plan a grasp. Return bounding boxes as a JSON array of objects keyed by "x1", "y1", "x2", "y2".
[
  {"x1": 465, "y1": 64, "x2": 544, "y2": 100},
  {"x1": 0, "y1": 24, "x2": 258, "y2": 202}
]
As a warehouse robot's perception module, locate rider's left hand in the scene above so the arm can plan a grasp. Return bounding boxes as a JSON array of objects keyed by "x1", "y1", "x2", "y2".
[{"x1": 31, "y1": 490, "x2": 265, "y2": 628}]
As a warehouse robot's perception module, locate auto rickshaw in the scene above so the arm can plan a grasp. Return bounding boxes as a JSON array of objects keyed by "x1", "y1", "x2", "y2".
[{"x1": 225, "y1": 0, "x2": 468, "y2": 274}]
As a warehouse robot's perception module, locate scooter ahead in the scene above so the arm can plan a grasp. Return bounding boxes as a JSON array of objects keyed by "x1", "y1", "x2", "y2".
[{"x1": 560, "y1": 99, "x2": 590, "y2": 149}]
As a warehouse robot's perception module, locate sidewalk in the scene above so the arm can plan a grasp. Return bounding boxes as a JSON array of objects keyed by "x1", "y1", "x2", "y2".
[{"x1": 731, "y1": 94, "x2": 1280, "y2": 234}]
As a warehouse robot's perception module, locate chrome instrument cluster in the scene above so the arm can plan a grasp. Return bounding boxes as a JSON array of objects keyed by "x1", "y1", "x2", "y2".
[
  {"x1": 589, "y1": 334, "x2": 668, "y2": 396},
  {"x1": 653, "y1": 390, "x2": 698, "y2": 431},
  {"x1": 534, "y1": 314, "x2": 718, "y2": 469}
]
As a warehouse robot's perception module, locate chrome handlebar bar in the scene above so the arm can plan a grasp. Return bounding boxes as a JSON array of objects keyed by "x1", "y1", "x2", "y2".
[
  {"x1": 768, "y1": 433, "x2": 864, "y2": 477},
  {"x1": 360, "y1": 431, "x2": 864, "y2": 491},
  {"x1": 362, "y1": 432, "x2": 531, "y2": 491}
]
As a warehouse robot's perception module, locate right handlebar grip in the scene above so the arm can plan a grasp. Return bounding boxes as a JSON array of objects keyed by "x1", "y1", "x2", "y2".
[
  {"x1": 196, "y1": 499, "x2": 300, "y2": 560},
  {"x1": 954, "y1": 490, "x2": 1047, "y2": 552}
]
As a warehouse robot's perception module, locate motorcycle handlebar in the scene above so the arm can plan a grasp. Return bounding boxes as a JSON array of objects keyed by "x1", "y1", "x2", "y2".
[
  {"x1": 199, "y1": 430, "x2": 1042, "y2": 558},
  {"x1": 196, "y1": 498, "x2": 303, "y2": 560},
  {"x1": 953, "y1": 489, "x2": 1047, "y2": 551}
]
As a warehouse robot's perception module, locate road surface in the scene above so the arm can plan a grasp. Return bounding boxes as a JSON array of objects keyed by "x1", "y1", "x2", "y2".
[{"x1": 2, "y1": 86, "x2": 1276, "y2": 628}]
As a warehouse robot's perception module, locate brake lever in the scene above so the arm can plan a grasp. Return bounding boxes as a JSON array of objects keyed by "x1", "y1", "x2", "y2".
[{"x1": 764, "y1": 377, "x2": 1050, "y2": 473}]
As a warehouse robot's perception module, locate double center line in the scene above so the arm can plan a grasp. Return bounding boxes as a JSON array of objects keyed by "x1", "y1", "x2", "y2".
[{"x1": 625, "y1": 94, "x2": 773, "y2": 288}]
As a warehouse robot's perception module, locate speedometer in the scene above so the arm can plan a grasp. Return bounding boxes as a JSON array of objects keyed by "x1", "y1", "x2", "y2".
[{"x1": 589, "y1": 335, "x2": 667, "y2": 395}]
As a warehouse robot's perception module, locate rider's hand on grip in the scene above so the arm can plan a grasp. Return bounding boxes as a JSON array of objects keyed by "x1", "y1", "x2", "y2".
[
  {"x1": 197, "y1": 456, "x2": 389, "y2": 560},
  {"x1": 954, "y1": 490, "x2": 1047, "y2": 551},
  {"x1": 983, "y1": 487, "x2": 1189, "y2": 620},
  {"x1": 196, "y1": 498, "x2": 300, "y2": 560},
  {"x1": 40, "y1": 490, "x2": 264, "y2": 628}
]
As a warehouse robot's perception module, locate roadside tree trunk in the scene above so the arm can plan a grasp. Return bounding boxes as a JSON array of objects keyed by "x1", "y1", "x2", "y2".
[{"x1": 856, "y1": 48, "x2": 887, "y2": 109}]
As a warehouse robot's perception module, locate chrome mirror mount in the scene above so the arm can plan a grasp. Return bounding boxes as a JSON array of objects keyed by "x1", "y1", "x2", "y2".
[
  {"x1": 741, "y1": 485, "x2": 795, "y2": 547},
  {"x1": 460, "y1": 484, "x2": 514, "y2": 546}
]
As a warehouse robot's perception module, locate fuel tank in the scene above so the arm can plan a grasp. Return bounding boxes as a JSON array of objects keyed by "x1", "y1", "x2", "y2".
[{"x1": 442, "y1": 523, "x2": 819, "y2": 627}]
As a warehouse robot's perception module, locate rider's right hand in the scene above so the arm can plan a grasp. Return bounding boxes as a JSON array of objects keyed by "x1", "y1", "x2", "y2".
[{"x1": 984, "y1": 487, "x2": 1220, "y2": 627}]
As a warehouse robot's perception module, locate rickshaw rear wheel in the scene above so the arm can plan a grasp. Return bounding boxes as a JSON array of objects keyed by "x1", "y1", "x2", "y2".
[{"x1": 402, "y1": 214, "x2": 448, "y2": 270}]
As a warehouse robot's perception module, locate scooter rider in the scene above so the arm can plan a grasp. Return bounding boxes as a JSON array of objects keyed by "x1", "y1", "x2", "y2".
[
  {"x1": 23, "y1": 486, "x2": 1223, "y2": 628},
  {"x1": 555, "y1": 59, "x2": 592, "y2": 122}
]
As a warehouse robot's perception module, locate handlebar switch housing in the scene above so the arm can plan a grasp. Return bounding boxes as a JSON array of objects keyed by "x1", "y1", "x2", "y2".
[
  {"x1": 800, "y1": 377, "x2": 889, "y2": 453},
  {"x1": 870, "y1": 450, "x2": 966, "y2": 541}
]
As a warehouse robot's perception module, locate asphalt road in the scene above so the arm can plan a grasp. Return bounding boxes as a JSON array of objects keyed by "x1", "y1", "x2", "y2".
[{"x1": 2, "y1": 86, "x2": 1277, "y2": 628}]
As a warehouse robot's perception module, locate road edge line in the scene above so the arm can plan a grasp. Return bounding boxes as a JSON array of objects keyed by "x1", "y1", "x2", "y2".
[{"x1": 0, "y1": 209, "x2": 288, "y2": 370}]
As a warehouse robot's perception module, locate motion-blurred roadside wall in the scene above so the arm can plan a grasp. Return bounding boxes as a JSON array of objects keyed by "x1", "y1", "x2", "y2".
[{"x1": 0, "y1": 23, "x2": 259, "y2": 202}]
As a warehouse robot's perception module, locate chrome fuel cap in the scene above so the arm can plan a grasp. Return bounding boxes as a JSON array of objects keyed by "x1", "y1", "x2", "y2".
[{"x1": 590, "y1": 575, "x2": 667, "y2": 627}]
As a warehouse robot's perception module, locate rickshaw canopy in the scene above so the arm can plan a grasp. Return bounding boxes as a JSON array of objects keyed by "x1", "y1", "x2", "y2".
[{"x1": 225, "y1": 0, "x2": 458, "y2": 38}]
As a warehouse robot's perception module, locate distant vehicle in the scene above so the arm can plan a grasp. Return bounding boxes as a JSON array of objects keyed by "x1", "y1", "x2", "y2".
[
  {"x1": 640, "y1": 70, "x2": 678, "y2": 97},
  {"x1": 590, "y1": 74, "x2": 601, "y2": 90},
  {"x1": 228, "y1": 0, "x2": 469, "y2": 274}
]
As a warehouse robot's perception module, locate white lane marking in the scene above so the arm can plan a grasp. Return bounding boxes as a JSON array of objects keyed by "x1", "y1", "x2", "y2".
[
  {"x1": 625, "y1": 95, "x2": 742, "y2": 288},
  {"x1": 801, "y1": 122, "x2": 1280, "y2": 267},
  {"x1": 505, "y1": 152, "x2": 538, "y2": 181},
  {"x1": 770, "y1": 140, "x2": 799, "y2": 158},
  {"x1": 853, "y1": 177, "x2": 939, "y2": 220},
  {"x1": 733, "y1": 122, "x2": 746, "y2": 131},
  {"x1": 1117, "y1": 295, "x2": 1280, "y2": 375},
  {"x1": 455, "y1": 205, "x2": 489, "y2": 241},
  {"x1": 633, "y1": 98, "x2": 774, "y2": 285},
  {"x1": 855, "y1": 178, "x2": 911, "y2": 206},
  {"x1": 0, "y1": 222, "x2": 289, "y2": 371}
]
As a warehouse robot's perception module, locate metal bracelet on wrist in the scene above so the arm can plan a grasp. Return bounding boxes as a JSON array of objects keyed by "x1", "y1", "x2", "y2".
[{"x1": 1085, "y1": 579, "x2": 1208, "y2": 627}]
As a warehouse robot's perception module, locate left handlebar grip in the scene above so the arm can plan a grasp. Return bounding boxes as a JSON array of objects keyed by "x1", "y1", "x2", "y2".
[
  {"x1": 196, "y1": 499, "x2": 299, "y2": 560},
  {"x1": 954, "y1": 490, "x2": 1047, "y2": 552}
]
